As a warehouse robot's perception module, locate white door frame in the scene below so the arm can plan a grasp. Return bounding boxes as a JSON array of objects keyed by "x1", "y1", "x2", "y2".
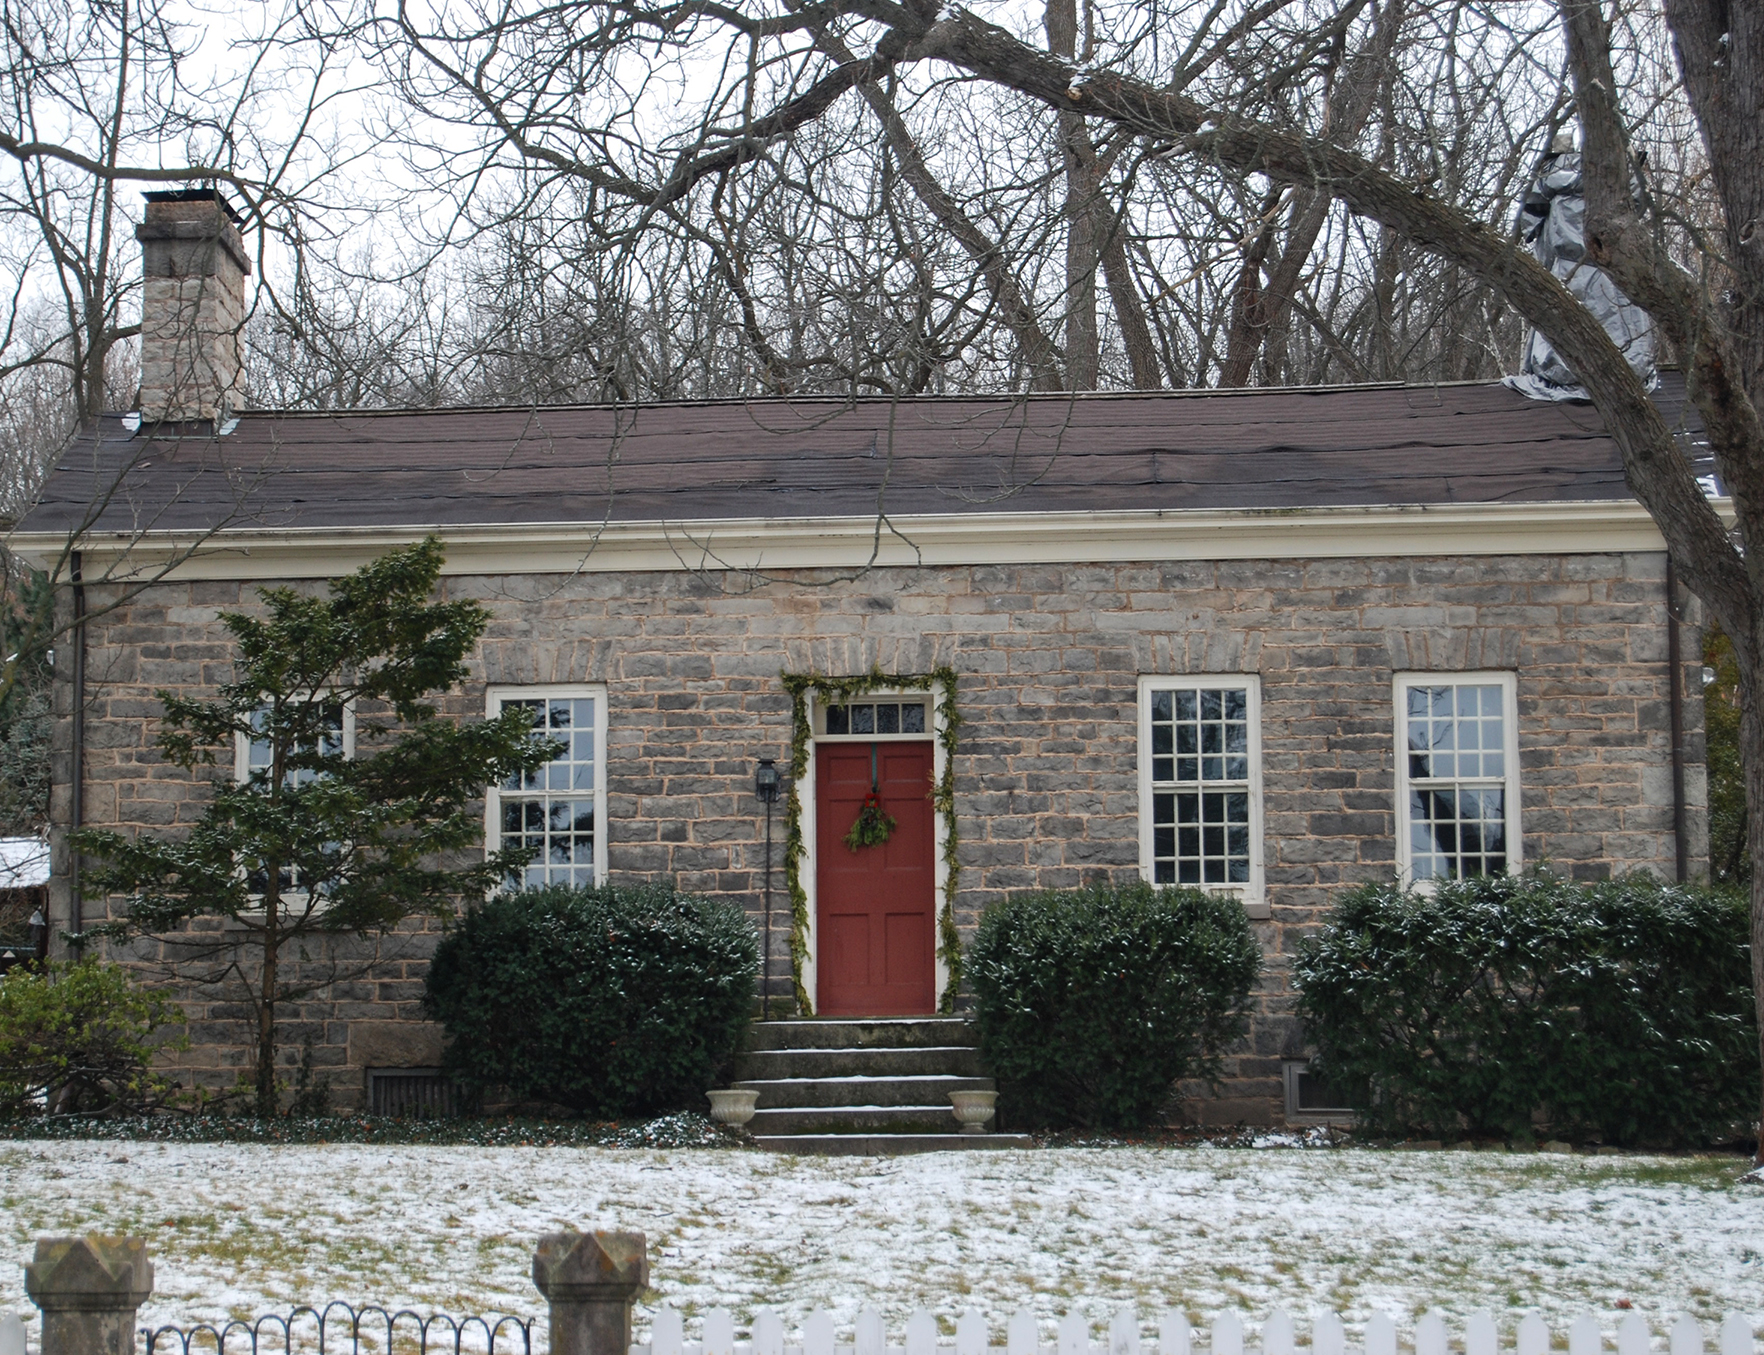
[{"x1": 799, "y1": 687, "x2": 949, "y2": 1014}]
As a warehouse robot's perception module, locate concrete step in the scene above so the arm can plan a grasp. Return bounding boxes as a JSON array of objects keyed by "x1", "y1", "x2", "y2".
[
  {"x1": 732, "y1": 1074, "x2": 993, "y2": 1110},
  {"x1": 747, "y1": 1104, "x2": 968, "y2": 1136},
  {"x1": 755, "y1": 1133, "x2": 1034, "y2": 1155},
  {"x1": 744, "y1": 1018, "x2": 977, "y2": 1052},
  {"x1": 731, "y1": 1045, "x2": 985, "y2": 1081}
]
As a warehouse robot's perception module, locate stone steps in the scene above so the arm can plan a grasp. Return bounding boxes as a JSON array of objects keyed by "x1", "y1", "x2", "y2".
[
  {"x1": 756, "y1": 1133, "x2": 1030, "y2": 1155},
  {"x1": 735, "y1": 1074, "x2": 992, "y2": 1109},
  {"x1": 729, "y1": 1017, "x2": 1030, "y2": 1154},
  {"x1": 731, "y1": 1046, "x2": 985, "y2": 1081},
  {"x1": 744, "y1": 1017, "x2": 977, "y2": 1050}
]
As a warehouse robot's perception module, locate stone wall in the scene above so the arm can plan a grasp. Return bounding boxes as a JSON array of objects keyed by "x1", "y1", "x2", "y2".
[{"x1": 49, "y1": 550, "x2": 1706, "y2": 1121}]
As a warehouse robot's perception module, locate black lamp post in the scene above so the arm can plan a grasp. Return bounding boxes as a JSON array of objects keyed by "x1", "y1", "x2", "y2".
[{"x1": 755, "y1": 758, "x2": 782, "y2": 1019}]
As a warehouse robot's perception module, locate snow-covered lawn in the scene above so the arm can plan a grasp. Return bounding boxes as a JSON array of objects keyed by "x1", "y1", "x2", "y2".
[{"x1": 1, "y1": 1141, "x2": 1760, "y2": 1346}]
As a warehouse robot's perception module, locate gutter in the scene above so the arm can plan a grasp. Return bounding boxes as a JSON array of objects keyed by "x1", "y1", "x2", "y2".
[{"x1": 3, "y1": 499, "x2": 1696, "y2": 582}]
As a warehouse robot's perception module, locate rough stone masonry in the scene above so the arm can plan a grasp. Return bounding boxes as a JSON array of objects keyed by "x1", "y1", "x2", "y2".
[{"x1": 52, "y1": 547, "x2": 1704, "y2": 1123}]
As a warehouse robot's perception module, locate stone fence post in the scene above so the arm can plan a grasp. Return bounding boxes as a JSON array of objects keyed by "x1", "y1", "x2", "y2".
[
  {"x1": 532, "y1": 1231, "x2": 649, "y2": 1355},
  {"x1": 23, "y1": 1236, "x2": 154, "y2": 1355}
]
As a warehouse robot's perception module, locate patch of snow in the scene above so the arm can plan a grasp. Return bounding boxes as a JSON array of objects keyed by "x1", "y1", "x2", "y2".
[
  {"x1": 3, "y1": 1143, "x2": 1761, "y2": 1345},
  {"x1": 0, "y1": 839, "x2": 48, "y2": 890}
]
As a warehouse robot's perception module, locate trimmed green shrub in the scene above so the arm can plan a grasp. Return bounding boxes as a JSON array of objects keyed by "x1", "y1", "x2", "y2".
[
  {"x1": 1293, "y1": 873, "x2": 1757, "y2": 1145},
  {"x1": 424, "y1": 882, "x2": 758, "y2": 1117},
  {"x1": 0, "y1": 959, "x2": 187, "y2": 1116},
  {"x1": 967, "y1": 882, "x2": 1260, "y2": 1129}
]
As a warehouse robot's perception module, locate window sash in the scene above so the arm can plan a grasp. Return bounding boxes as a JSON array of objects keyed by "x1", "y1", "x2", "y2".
[
  {"x1": 1140, "y1": 677, "x2": 1261, "y2": 902},
  {"x1": 1395, "y1": 675, "x2": 1519, "y2": 884},
  {"x1": 487, "y1": 687, "x2": 607, "y2": 889},
  {"x1": 232, "y1": 698, "x2": 354, "y2": 903}
]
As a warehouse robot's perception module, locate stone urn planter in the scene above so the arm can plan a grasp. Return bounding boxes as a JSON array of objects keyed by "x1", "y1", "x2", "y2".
[
  {"x1": 706, "y1": 1088, "x2": 759, "y2": 1127},
  {"x1": 948, "y1": 1089, "x2": 998, "y2": 1135}
]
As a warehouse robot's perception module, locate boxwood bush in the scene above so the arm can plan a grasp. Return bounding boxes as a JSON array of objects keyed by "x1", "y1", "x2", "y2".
[
  {"x1": 967, "y1": 882, "x2": 1260, "y2": 1129},
  {"x1": 1293, "y1": 873, "x2": 1757, "y2": 1145},
  {"x1": 425, "y1": 882, "x2": 758, "y2": 1117}
]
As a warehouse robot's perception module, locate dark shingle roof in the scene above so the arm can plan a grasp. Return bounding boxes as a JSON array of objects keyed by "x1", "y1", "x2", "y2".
[{"x1": 17, "y1": 377, "x2": 1705, "y2": 537}]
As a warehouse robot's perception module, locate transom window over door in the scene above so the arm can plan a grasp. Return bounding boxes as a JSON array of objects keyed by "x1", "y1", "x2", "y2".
[
  {"x1": 1395, "y1": 673, "x2": 1520, "y2": 883},
  {"x1": 1138, "y1": 676, "x2": 1264, "y2": 911},
  {"x1": 485, "y1": 686, "x2": 608, "y2": 888},
  {"x1": 817, "y1": 698, "x2": 929, "y2": 737}
]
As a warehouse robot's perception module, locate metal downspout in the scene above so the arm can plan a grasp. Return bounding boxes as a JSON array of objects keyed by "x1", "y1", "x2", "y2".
[
  {"x1": 69, "y1": 550, "x2": 86, "y2": 943},
  {"x1": 1666, "y1": 555, "x2": 1688, "y2": 883}
]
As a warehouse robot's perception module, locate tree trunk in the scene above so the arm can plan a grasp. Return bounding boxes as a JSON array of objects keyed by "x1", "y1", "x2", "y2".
[
  {"x1": 1744, "y1": 680, "x2": 1764, "y2": 1164},
  {"x1": 255, "y1": 900, "x2": 279, "y2": 1118},
  {"x1": 1662, "y1": 0, "x2": 1764, "y2": 408},
  {"x1": 1098, "y1": 219, "x2": 1161, "y2": 388},
  {"x1": 1046, "y1": 0, "x2": 1098, "y2": 390}
]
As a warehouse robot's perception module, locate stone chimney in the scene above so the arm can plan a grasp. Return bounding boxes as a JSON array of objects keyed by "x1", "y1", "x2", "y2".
[{"x1": 135, "y1": 189, "x2": 250, "y2": 424}]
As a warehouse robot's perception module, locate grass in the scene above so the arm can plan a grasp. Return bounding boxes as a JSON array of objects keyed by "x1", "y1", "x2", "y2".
[{"x1": 4, "y1": 1139, "x2": 1761, "y2": 1346}]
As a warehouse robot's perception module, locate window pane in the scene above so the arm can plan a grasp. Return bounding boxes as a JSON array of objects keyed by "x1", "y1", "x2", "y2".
[
  {"x1": 826, "y1": 705, "x2": 849, "y2": 735},
  {"x1": 901, "y1": 703, "x2": 926, "y2": 734},
  {"x1": 852, "y1": 705, "x2": 875, "y2": 734},
  {"x1": 877, "y1": 704, "x2": 900, "y2": 734},
  {"x1": 1405, "y1": 691, "x2": 1512, "y2": 881}
]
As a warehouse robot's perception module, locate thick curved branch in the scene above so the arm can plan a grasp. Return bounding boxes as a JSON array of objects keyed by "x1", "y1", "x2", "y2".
[
  {"x1": 908, "y1": 4, "x2": 1750, "y2": 640},
  {"x1": 1561, "y1": 0, "x2": 1764, "y2": 612}
]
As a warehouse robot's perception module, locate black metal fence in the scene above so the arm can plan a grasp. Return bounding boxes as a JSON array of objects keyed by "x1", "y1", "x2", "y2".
[{"x1": 140, "y1": 1301, "x2": 537, "y2": 1355}]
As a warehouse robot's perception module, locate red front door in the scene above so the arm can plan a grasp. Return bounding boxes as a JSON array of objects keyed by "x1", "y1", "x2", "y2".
[{"x1": 815, "y1": 740, "x2": 937, "y2": 1015}]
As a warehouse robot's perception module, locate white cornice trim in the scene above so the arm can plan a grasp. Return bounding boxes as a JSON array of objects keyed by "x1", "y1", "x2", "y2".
[{"x1": 9, "y1": 499, "x2": 1689, "y2": 581}]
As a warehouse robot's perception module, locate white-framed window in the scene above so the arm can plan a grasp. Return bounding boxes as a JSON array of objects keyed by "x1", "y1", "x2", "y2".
[
  {"x1": 1394, "y1": 672, "x2": 1521, "y2": 883},
  {"x1": 233, "y1": 698, "x2": 354, "y2": 900},
  {"x1": 485, "y1": 685, "x2": 609, "y2": 889},
  {"x1": 234, "y1": 701, "x2": 352, "y2": 787},
  {"x1": 1138, "y1": 675, "x2": 1264, "y2": 908}
]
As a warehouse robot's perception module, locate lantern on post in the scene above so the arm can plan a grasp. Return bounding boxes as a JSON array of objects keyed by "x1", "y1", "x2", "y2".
[{"x1": 755, "y1": 759, "x2": 781, "y2": 1018}]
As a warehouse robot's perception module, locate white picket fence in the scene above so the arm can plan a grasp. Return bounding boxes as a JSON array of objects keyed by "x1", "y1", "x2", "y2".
[{"x1": 632, "y1": 1306, "x2": 1761, "y2": 1355}]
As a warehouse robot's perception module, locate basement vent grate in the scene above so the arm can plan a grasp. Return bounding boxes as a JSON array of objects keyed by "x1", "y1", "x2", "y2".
[
  {"x1": 367, "y1": 1067, "x2": 461, "y2": 1118},
  {"x1": 1282, "y1": 1059, "x2": 1354, "y2": 1122}
]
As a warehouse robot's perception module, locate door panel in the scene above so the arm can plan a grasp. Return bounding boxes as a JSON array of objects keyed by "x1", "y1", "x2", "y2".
[{"x1": 815, "y1": 740, "x2": 937, "y2": 1015}]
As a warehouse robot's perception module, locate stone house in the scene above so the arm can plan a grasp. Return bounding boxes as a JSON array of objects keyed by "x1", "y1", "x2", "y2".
[{"x1": 13, "y1": 193, "x2": 1714, "y2": 1124}]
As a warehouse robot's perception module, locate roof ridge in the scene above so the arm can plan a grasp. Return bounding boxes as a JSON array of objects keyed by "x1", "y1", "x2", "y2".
[{"x1": 94, "y1": 378, "x2": 1479, "y2": 422}]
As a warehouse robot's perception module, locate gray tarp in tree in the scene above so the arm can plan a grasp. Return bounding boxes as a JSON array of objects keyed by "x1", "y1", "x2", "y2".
[{"x1": 1503, "y1": 142, "x2": 1657, "y2": 403}]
